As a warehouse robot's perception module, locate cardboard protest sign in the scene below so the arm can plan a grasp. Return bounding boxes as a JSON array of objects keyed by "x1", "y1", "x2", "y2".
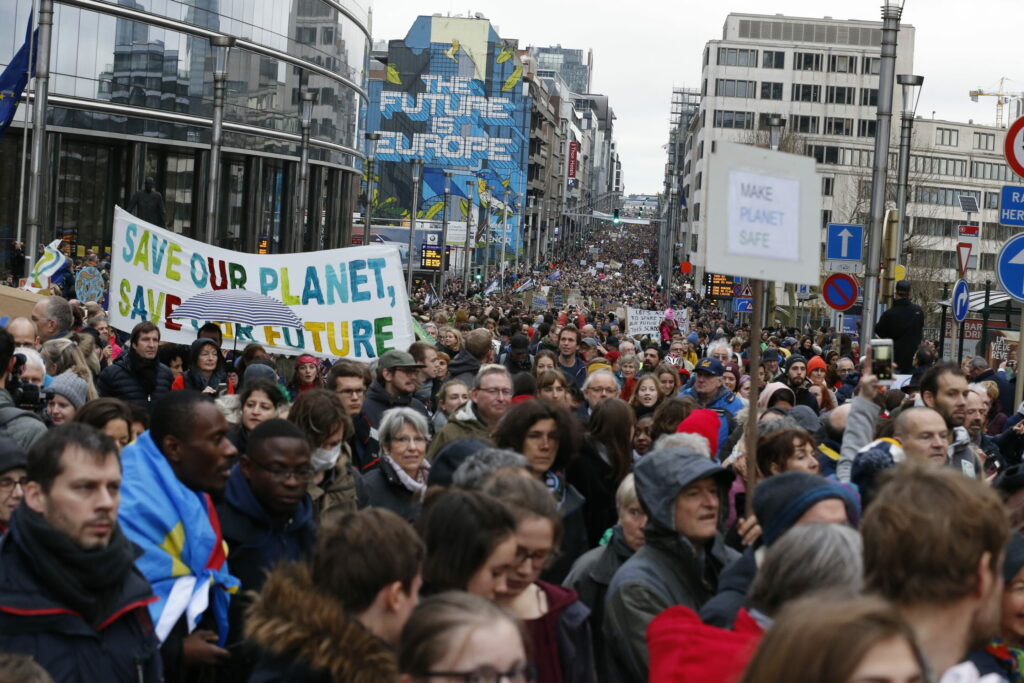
[
  {"x1": 627, "y1": 307, "x2": 662, "y2": 338},
  {"x1": 108, "y1": 207, "x2": 414, "y2": 361}
]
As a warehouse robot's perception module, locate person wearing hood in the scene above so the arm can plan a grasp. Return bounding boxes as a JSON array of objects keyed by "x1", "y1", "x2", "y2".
[
  {"x1": 246, "y1": 508, "x2": 423, "y2": 682},
  {"x1": 564, "y1": 473, "x2": 646, "y2": 682},
  {"x1": 502, "y1": 333, "x2": 535, "y2": 376},
  {"x1": 217, "y1": 418, "x2": 315, "y2": 681},
  {"x1": 603, "y1": 447, "x2": 737, "y2": 682},
  {"x1": 448, "y1": 329, "x2": 495, "y2": 388},
  {"x1": 678, "y1": 357, "x2": 742, "y2": 449},
  {"x1": 361, "y1": 350, "x2": 430, "y2": 431},
  {"x1": 96, "y1": 321, "x2": 174, "y2": 409},
  {"x1": 171, "y1": 337, "x2": 233, "y2": 395}
]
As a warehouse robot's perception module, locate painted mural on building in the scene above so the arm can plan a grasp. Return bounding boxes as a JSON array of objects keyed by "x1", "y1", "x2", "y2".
[{"x1": 366, "y1": 16, "x2": 531, "y2": 258}]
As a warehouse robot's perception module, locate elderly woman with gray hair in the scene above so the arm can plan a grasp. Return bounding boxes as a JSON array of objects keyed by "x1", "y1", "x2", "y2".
[{"x1": 362, "y1": 407, "x2": 432, "y2": 521}]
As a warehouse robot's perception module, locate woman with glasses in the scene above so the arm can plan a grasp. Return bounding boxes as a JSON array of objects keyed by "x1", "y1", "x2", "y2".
[
  {"x1": 399, "y1": 591, "x2": 534, "y2": 683},
  {"x1": 171, "y1": 337, "x2": 233, "y2": 395},
  {"x1": 364, "y1": 408, "x2": 432, "y2": 522},
  {"x1": 485, "y1": 475, "x2": 597, "y2": 683},
  {"x1": 228, "y1": 378, "x2": 286, "y2": 458},
  {"x1": 0, "y1": 437, "x2": 27, "y2": 535}
]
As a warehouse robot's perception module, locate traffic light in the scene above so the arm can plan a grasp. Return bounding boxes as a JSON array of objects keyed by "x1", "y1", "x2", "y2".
[
  {"x1": 474, "y1": 272, "x2": 482, "y2": 281},
  {"x1": 612, "y1": 209, "x2": 621, "y2": 226}
]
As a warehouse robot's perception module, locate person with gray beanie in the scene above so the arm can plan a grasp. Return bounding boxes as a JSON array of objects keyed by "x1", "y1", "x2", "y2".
[{"x1": 47, "y1": 373, "x2": 89, "y2": 426}]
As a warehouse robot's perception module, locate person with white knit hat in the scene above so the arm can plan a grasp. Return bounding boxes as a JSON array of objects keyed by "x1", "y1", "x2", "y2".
[{"x1": 47, "y1": 372, "x2": 89, "y2": 425}]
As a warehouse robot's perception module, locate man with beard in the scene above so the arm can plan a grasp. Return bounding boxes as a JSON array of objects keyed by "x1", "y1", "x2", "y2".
[
  {"x1": 861, "y1": 464, "x2": 1008, "y2": 679},
  {"x1": 361, "y1": 350, "x2": 430, "y2": 430},
  {"x1": 779, "y1": 355, "x2": 820, "y2": 413},
  {"x1": 920, "y1": 362, "x2": 980, "y2": 478},
  {"x1": 0, "y1": 424, "x2": 162, "y2": 681},
  {"x1": 965, "y1": 387, "x2": 1002, "y2": 470},
  {"x1": 96, "y1": 321, "x2": 174, "y2": 409}
]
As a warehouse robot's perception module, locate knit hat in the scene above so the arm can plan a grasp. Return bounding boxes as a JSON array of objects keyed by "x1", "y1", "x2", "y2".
[
  {"x1": 49, "y1": 372, "x2": 89, "y2": 410},
  {"x1": 676, "y1": 409, "x2": 721, "y2": 457},
  {"x1": 807, "y1": 355, "x2": 827, "y2": 374},
  {"x1": 605, "y1": 350, "x2": 621, "y2": 365},
  {"x1": 786, "y1": 354, "x2": 808, "y2": 370},
  {"x1": 753, "y1": 471, "x2": 860, "y2": 546},
  {"x1": 0, "y1": 436, "x2": 27, "y2": 476},
  {"x1": 243, "y1": 361, "x2": 279, "y2": 387},
  {"x1": 788, "y1": 405, "x2": 820, "y2": 434},
  {"x1": 587, "y1": 359, "x2": 613, "y2": 375}
]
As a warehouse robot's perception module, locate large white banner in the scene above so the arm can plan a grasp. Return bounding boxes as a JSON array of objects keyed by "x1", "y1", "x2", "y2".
[
  {"x1": 627, "y1": 308, "x2": 662, "y2": 338},
  {"x1": 109, "y1": 207, "x2": 415, "y2": 361}
]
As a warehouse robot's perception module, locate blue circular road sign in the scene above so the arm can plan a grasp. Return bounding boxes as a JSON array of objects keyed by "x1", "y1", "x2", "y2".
[
  {"x1": 952, "y1": 279, "x2": 970, "y2": 324},
  {"x1": 997, "y1": 233, "x2": 1024, "y2": 303}
]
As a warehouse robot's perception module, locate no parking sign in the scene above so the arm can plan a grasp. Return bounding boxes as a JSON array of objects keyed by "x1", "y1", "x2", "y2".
[{"x1": 823, "y1": 273, "x2": 859, "y2": 312}]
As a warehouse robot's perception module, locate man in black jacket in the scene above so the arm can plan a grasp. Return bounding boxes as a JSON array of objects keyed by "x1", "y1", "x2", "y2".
[
  {"x1": 0, "y1": 423, "x2": 162, "y2": 682},
  {"x1": 96, "y1": 321, "x2": 174, "y2": 409},
  {"x1": 875, "y1": 280, "x2": 924, "y2": 374},
  {"x1": 361, "y1": 350, "x2": 429, "y2": 430}
]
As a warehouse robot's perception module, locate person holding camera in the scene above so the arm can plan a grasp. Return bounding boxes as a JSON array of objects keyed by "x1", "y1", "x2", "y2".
[{"x1": 0, "y1": 329, "x2": 47, "y2": 450}]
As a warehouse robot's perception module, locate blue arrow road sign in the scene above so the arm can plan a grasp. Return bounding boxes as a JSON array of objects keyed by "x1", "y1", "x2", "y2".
[
  {"x1": 1001, "y1": 186, "x2": 1024, "y2": 227},
  {"x1": 733, "y1": 298, "x2": 753, "y2": 313},
  {"x1": 826, "y1": 223, "x2": 864, "y2": 261},
  {"x1": 997, "y1": 233, "x2": 1024, "y2": 302},
  {"x1": 952, "y1": 279, "x2": 970, "y2": 323}
]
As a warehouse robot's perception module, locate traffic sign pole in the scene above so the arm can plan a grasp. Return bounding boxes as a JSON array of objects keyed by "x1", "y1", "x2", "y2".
[{"x1": 957, "y1": 320, "x2": 965, "y2": 364}]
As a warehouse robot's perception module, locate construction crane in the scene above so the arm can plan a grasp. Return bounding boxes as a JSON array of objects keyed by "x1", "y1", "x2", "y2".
[{"x1": 969, "y1": 77, "x2": 1022, "y2": 128}]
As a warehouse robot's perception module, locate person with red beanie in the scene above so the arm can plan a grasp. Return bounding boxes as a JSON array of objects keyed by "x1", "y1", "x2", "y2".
[{"x1": 676, "y1": 408, "x2": 721, "y2": 459}]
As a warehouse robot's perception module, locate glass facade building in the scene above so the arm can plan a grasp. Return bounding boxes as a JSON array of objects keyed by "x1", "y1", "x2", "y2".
[{"x1": 0, "y1": 0, "x2": 369, "y2": 263}]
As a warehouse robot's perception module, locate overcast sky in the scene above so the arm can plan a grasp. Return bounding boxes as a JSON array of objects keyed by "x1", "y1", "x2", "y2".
[{"x1": 370, "y1": 0, "x2": 1022, "y2": 195}]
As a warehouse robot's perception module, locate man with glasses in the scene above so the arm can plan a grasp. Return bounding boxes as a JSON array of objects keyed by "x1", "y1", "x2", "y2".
[
  {"x1": 362, "y1": 350, "x2": 430, "y2": 431},
  {"x1": 428, "y1": 365, "x2": 512, "y2": 460},
  {"x1": 217, "y1": 418, "x2": 315, "y2": 680},
  {"x1": 327, "y1": 360, "x2": 378, "y2": 471},
  {"x1": 5, "y1": 317, "x2": 38, "y2": 350},
  {"x1": 0, "y1": 436, "x2": 27, "y2": 534}
]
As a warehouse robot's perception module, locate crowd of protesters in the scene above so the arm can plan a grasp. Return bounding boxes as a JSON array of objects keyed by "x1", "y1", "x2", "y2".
[{"x1": 2, "y1": 221, "x2": 1024, "y2": 683}]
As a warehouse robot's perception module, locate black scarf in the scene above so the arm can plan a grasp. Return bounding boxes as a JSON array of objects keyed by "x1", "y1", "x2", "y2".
[
  {"x1": 9, "y1": 505, "x2": 138, "y2": 627},
  {"x1": 129, "y1": 347, "x2": 158, "y2": 395}
]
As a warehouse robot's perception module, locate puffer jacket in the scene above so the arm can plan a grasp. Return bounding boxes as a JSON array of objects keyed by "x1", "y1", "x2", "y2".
[
  {"x1": 603, "y1": 450, "x2": 737, "y2": 682},
  {"x1": 426, "y1": 402, "x2": 494, "y2": 460},
  {"x1": 247, "y1": 563, "x2": 398, "y2": 683},
  {"x1": 95, "y1": 350, "x2": 174, "y2": 408},
  {"x1": 361, "y1": 379, "x2": 430, "y2": 430}
]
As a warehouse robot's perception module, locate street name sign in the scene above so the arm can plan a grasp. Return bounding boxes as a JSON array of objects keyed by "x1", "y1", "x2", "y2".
[
  {"x1": 997, "y1": 233, "x2": 1024, "y2": 302},
  {"x1": 1000, "y1": 185, "x2": 1024, "y2": 227},
  {"x1": 825, "y1": 223, "x2": 864, "y2": 262},
  {"x1": 823, "y1": 273, "x2": 859, "y2": 311},
  {"x1": 952, "y1": 279, "x2": 970, "y2": 324}
]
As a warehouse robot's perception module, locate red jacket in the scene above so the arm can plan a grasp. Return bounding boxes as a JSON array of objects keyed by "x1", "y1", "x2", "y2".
[{"x1": 647, "y1": 605, "x2": 764, "y2": 683}]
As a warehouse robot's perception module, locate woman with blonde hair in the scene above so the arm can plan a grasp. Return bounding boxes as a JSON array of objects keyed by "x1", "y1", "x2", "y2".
[{"x1": 39, "y1": 336, "x2": 98, "y2": 400}]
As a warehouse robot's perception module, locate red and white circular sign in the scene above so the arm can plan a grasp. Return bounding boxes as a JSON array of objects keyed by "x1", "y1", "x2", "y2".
[{"x1": 1004, "y1": 116, "x2": 1024, "y2": 179}]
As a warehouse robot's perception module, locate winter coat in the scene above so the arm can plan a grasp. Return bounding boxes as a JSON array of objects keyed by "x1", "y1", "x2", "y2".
[
  {"x1": 426, "y1": 402, "x2": 494, "y2": 460},
  {"x1": 837, "y1": 396, "x2": 882, "y2": 484},
  {"x1": 543, "y1": 483, "x2": 590, "y2": 585},
  {"x1": 563, "y1": 526, "x2": 635, "y2": 683},
  {"x1": 603, "y1": 452, "x2": 736, "y2": 682},
  {"x1": 568, "y1": 439, "x2": 622, "y2": 548},
  {"x1": 362, "y1": 457, "x2": 424, "y2": 522},
  {"x1": 874, "y1": 297, "x2": 925, "y2": 373},
  {"x1": 698, "y1": 546, "x2": 758, "y2": 629},
  {"x1": 349, "y1": 412, "x2": 380, "y2": 471},
  {"x1": 96, "y1": 351, "x2": 174, "y2": 408},
  {"x1": 447, "y1": 347, "x2": 484, "y2": 388},
  {"x1": 0, "y1": 388, "x2": 47, "y2": 449},
  {"x1": 361, "y1": 380, "x2": 431, "y2": 431},
  {"x1": 0, "y1": 533, "x2": 162, "y2": 682},
  {"x1": 523, "y1": 581, "x2": 597, "y2": 683},
  {"x1": 678, "y1": 385, "x2": 742, "y2": 448},
  {"x1": 246, "y1": 563, "x2": 398, "y2": 683},
  {"x1": 835, "y1": 371, "x2": 861, "y2": 405},
  {"x1": 647, "y1": 605, "x2": 764, "y2": 683},
  {"x1": 307, "y1": 449, "x2": 369, "y2": 523}
]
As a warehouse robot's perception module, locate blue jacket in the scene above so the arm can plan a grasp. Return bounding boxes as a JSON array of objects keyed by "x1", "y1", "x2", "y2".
[
  {"x1": 678, "y1": 385, "x2": 742, "y2": 448},
  {"x1": 559, "y1": 356, "x2": 588, "y2": 389},
  {"x1": 0, "y1": 532, "x2": 162, "y2": 682}
]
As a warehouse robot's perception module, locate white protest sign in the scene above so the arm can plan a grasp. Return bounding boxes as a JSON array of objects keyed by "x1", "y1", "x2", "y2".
[
  {"x1": 705, "y1": 142, "x2": 820, "y2": 284},
  {"x1": 109, "y1": 206, "x2": 414, "y2": 360},
  {"x1": 627, "y1": 307, "x2": 662, "y2": 337}
]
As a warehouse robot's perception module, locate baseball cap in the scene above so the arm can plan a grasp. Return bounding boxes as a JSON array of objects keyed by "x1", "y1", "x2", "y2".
[
  {"x1": 694, "y1": 357, "x2": 724, "y2": 377},
  {"x1": 378, "y1": 349, "x2": 426, "y2": 370},
  {"x1": 581, "y1": 337, "x2": 601, "y2": 348}
]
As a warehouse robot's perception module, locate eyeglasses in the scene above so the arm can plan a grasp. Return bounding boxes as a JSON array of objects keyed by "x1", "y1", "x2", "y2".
[
  {"x1": 476, "y1": 387, "x2": 512, "y2": 398},
  {"x1": 422, "y1": 663, "x2": 537, "y2": 683},
  {"x1": 245, "y1": 457, "x2": 315, "y2": 482},
  {"x1": 514, "y1": 547, "x2": 560, "y2": 569},
  {"x1": 337, "y1": 388, "x2": 366, "y2": 397},
  {"x1": 390, "y1": 436, "x2": 428, "y2": 447},
  {"x1": 0, "y1": 476, "x2": 27, "y2": 493}
]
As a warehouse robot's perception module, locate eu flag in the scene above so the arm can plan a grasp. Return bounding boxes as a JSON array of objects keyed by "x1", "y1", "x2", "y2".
[{"x1": 0, "y1": 13, "x2": 37, "y2": 141}]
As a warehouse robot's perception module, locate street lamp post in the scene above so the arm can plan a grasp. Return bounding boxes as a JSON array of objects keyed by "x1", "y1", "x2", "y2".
[
  {"x1": 25, "y1": 0, "x2": 54, "y2": 277},
  {"x1": 406, "y1": 159, "x2": 422, "y2": 296},
  {"x1": 862, "y1": 0, "x2": 905, "y2": 344},
  {"x1": 895, "y1": 74, "x2": 924, "y2": 269},
  {"x1": 500, "y1": 188, "x2": 509, "y2": 285},
  {"x1": 362, "y1": 132, "x2": 380, "y2": 245},
  {"x1": 463, "y1": 179, "x2": 474, "y2": 296},
  {"x1": 531, "y1": 196, "x2": 540, "y2": 267},
  {"x1": 204, "y1": 34, "x2": 236, "y2": 246},
  {"x1": 439, "y1": 170, "x2": 452, "y2": 297},
  {"x1": 292, "y1": 89, "x2": 317, "y2": 253}
]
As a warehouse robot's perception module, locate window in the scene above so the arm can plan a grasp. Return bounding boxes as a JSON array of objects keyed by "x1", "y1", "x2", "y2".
[
  {"x1": 824, "y1": 117, "x2": 854, "y2": 136},
  {"x1": 808, "y1": 144, "x2": 873, "y2": 166},
  {"x1": 822, "y1": 177, "x2": 834, "y2": 196},
  {"x1": 862, "y1": 57, "x2": 881, "y2": 75},
  {"x1": 910, "y1": 156, "x2": 967, "y2": 177},
  {"x1": 713, "y1": 110, "x2": 755, "y2": 129},
  {"x1": 936, "y1": 128, "x2": 959, "y2": 146},
  {"x1": 793, "y1": 115, "x2": 819, "y2": 134},
  {"x1": 760, "y1": 81, "x2": 783, "y2": 100},
  {"x1": 972, "y1": 161, "x2": 1014, "y2": 182},
  {"x1": 974, "y1": 132, "x2": 996, "y2": 151},
  {"x1": 794, "y1": 52, "x2": 823, "y2": 71},
  {"x1": 826, "y1": 86, "x2": 856, "y2": 105},
  {"x1": 693, "y1": 203, "x2": 700, "y2": 221},
  {"x1": 701, "y1": 110, "x2": 706, "y2": 126},
  {"x1": 698, "y1": 141, "x2": 704, "y2": 158},
  {"x1": 715, "y1": 79, "x2": 757, "y2": 98},
  {"x1": 717, "y1": 48, "x2": 758, "y2": 66},
  {"x1": 860, "y1": 88, "x2": 878, "y2": 106},
  {"x1": 296, "y1": 27, "x2": 317, "y2": 44},
  {"x1": 695, "y1": 172, "x2": 703, "y2": 190},
  {"x1": 822, "y1": 209, "x2": 833, "y2": 229},
  {"x1": 858, "y1": 120, "x2": 877, "y2": 137},
  {"x1": 915, "y1": 186, "x2": 980, "y2": 207},
  {"x1": 762, "y1": 50, "x2": 785, "y2": 69},
  {"x1": 701, "y1": 79, "x2": 707, "y2": 96},
  {"x1": 791, "y1": 84, "x2": 821, "y2": 102},
  {"x1": 986, "y1": 192, "x2": 999, "y2": 209},
  {"x1": 828, "y1": 55, "x2": 857, "y2": 73}
]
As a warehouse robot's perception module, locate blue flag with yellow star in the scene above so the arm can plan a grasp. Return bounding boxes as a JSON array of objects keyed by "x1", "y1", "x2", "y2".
[{"x1": 0, "y1": 13, "x2": 37, "y2": 141}]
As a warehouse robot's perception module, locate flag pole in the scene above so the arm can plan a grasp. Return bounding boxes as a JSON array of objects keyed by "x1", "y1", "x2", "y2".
[
  {"x1": 24, "y1": 0, "x2": 53, "y2": 279},
  {"x1": 15, "y1": 0, "x2": 39, "y2": 248}
]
